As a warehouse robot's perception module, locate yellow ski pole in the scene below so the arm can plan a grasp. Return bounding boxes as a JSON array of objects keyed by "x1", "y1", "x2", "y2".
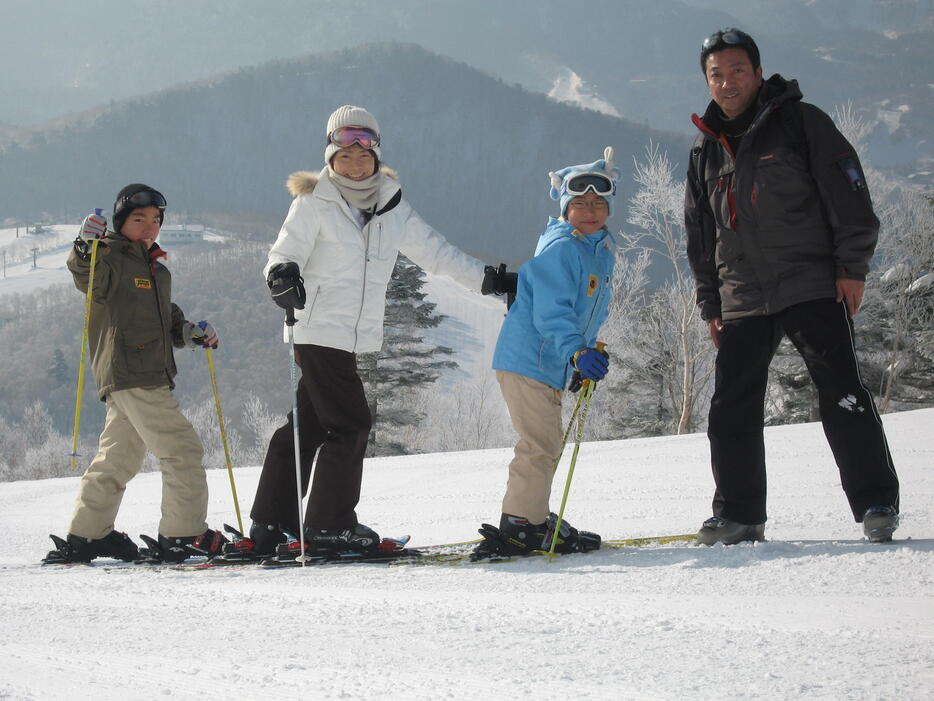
[
  {"x1": 547, "y1": 380, "x2": 596, "y2": 556},
  {"x1": 69, "y1": 234, "x2": 101, "y2": 470},
  {"x1": 547, "y1": 341, "x2": 606, "y2": 556},
  {"x1": 205, "y1": 347, "x2": 244, "y2": 534}
]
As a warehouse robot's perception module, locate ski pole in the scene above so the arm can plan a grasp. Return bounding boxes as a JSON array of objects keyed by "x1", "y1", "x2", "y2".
[
  {"x1": 205, "y1": 347, "x2": 244, "y2": 534},
  {"x1": 549, "y1": 340, "x2": 605, "y2": 477},
  {"x1": 286, "y1": 307, "x2": 310, "y2": 565},
  {"x1": 547, "y1": 341, "x2": 606, "y2": 556},
  {"x1": 69, "y1": 214, "x2": 103, "y2": 470},
  {"x1": 548, "y1": 379, "x2": 597, "y2": 556}
]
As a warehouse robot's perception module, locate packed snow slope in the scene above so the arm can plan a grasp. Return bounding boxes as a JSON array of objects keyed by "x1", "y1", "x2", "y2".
[{"x1": 1, "y1": 409, "x2": 932, "y2": 701}]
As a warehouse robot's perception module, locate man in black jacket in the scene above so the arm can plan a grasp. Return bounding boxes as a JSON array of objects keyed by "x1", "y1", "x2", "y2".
[{"x1": 684, "y1": 28, "x2": 900, "y2": 545}]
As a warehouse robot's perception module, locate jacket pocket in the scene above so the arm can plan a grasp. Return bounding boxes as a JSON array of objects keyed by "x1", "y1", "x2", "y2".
[
  {"x1": 753, "y1": 147, "x2": 817, "y2": 227},
  {"x1": 300, "y1": 286, "x2": 321, "y2": 326},
  {"x1": 706, "y1": 170, "x2": 735, "y2": 232},
  {"x1": 123, "y1": 334, "x2": 162, "y2": 374}
]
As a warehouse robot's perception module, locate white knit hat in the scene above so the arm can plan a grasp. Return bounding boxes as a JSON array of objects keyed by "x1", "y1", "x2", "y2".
[{"x1": 324, "y1": 105, "x2": 381, "y2": 164}]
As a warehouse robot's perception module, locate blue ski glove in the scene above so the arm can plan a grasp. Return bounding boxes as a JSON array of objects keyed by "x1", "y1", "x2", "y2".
[
  {"x1": 572, "y1": 348, "x2": 609, "y2": 382},
  {"x1": 183, "y1": 320, "x2": 218, "y2": 349}
]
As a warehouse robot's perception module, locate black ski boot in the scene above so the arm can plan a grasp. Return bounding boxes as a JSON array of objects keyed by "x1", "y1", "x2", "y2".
[
  {"x1": 543, "y1": 512, "x2": 601, "y2": 554},
  {"x1": 139, "y1": 527, "x2": 228, "y2": 563},
  {"x1": 43, "y1": 530, "x2": 139, "y2": 564},
  {"x1": 306, "y1": 523, "x2": 381, "y2": 553},
  {"x1": 272, "y1": 524, "x2": 384, "y2": 562},
  {"x1": 471, "y1": 513, "x2": 600, "y2": 561},
  {"x1": 219, "y1": 522, "x2": 287, "y2": 561},
  {"x1": 863, "y1": 505, "x2": 899, "y2": 543}
]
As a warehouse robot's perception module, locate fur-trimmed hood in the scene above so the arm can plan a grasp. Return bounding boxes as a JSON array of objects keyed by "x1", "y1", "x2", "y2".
[{"x1": 286, "y1": 166, "x2": 399, "y2": 197}]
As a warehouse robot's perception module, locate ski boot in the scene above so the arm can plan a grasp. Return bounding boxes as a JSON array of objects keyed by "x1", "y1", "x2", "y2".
[
  {"x1": 862, "y1": 505, "x2": 899, "y2": 543},
  {"x1": 138, "y1": 527, "x2": 228, "y2": 563},
  {"x1": 471, "y1": 513, "x2": 600, "y2": 561},
  {"x1": 42, "y1": 530, "x2": 139, "y2": 564},
  {"x1": 696, "y1": 516, "x2": 765, "y2": 546},
  {"x1": 218, "y1": 522, "x2": 287, "y2": 562},
  {"x1": 273, "y1": 523, "x2": 382, "y2": 562},
  {"x1": 306, "y1": 523, "x2": 381, "y2": 554}
]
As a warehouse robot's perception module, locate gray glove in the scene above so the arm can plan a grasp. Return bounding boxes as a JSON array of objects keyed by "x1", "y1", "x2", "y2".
[{"x1": 183, "y1": 320, "x2": 218, "y2": 349}]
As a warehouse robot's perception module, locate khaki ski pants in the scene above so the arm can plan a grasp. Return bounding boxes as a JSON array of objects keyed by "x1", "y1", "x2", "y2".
[
  {"x1": 69, "y1": 386, "x2": 208, "y2": 540},
  {"x1": 497, "y1": 370, "x2": 564, "y2": 524}
]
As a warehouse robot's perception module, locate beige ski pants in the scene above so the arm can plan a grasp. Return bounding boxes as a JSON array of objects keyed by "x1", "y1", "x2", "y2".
[
  {"x1": 497, "y1": 370, "x2": 564, "y2": 524},
  {"x1": 69, "y1": 386, "x2": 208, "y2": 540}
]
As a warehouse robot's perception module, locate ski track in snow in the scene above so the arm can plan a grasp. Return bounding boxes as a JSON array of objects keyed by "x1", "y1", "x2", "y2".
[{"x1": 1, "y1": 409, "x2": 932, "y2": 700}]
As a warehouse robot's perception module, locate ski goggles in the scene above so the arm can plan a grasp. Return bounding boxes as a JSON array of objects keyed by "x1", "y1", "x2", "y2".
[
  {"x1": 114, "y1": 189, "x2": 167, "y2": 217},
  {"x1": 702, "y1": 28, "x2": 756, "y2": 52},
  {"x1": 327, "y1": 126, "x2": 380, "y2": 149},
  {"x1": 564, "y1": 172, "x2": 615, "y2": 197}
]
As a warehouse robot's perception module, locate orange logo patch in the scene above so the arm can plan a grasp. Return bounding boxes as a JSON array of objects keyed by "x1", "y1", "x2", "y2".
[
  {"x1": 587, "y1": 275, "x2": 598, "y2": 297},
  {"x1": 134, "y1": 278, "x2": 151, "y2": 289}
]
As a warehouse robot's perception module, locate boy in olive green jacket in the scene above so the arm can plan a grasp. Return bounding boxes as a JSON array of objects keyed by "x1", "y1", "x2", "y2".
[{"x1": 44, "y1": 184, "x2": 224, "y2": 564}]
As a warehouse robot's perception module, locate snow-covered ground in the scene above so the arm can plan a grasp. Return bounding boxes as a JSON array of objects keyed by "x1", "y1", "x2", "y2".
[
  {"x1": 1, "y1": 408, "x2": 931, "y2": 700},
  {"x1": 0, "y1": 225, "x2": 76, "y2": 295}
]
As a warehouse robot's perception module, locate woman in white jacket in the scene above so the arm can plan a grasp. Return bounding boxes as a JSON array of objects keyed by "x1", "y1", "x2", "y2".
[{"x1": 241, "y1": 105, "x2": 500, "y2": 557}]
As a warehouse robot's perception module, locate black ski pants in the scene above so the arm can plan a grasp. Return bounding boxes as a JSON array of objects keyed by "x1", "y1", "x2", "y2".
[
  {"x1": 250, "y1": 344, "x2": 371, "y2": 533},
  {"x1": 708, "y1": 298, "x2": 899, "y2": 525}
]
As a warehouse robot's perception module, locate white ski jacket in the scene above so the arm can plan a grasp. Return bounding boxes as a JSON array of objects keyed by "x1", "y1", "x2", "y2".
[{"x1": 264, "y1": 167, "x2": 485, "y2": 353}]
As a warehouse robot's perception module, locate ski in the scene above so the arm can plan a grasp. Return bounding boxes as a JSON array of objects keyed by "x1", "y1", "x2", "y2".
[
  {"x1": 42, "y1": 533, "x2": 700, "y2": 570},
  {"x1": 260, "y1": 535, "x2": 420, "y2": 568},
  {"x1": 396, "y1": 532, "x2": 699, "y2": 567},
  {"x1": 604, "y1": 533, "x2": 697, "y2": 547}
]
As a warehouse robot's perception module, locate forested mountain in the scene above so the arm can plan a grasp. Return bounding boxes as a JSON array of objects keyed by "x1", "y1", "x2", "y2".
[
  {"x1": 0, "y1": 42, "x2": 686, "y2": 265},
  {"x1": 1, "y1": 0, "x2": 930, "y2": 177}
]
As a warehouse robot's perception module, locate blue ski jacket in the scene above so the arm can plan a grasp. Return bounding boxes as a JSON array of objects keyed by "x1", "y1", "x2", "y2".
[{"x1": 492, "y1": 218, "x2": 616, "y2": 390}]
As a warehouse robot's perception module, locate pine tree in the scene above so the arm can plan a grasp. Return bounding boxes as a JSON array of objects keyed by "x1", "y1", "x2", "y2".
[
  {"x1": 47, "y1": 349, "x2": 69, "y2": 385},
  {"x1": 359, "y1": 255, "x2": 457, "y2": 456}
]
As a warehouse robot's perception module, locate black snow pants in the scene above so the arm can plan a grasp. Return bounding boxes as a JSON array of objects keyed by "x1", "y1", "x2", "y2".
[
  {"x1": 707, "y1": 298, "x2": 899, "y2": 525},
  {"x1": 250, "y1": 344, "x2": 372, "y2": 533}
]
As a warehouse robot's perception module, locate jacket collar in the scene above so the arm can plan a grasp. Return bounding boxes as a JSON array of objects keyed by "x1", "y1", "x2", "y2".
[
  {"x1": 105, "y1": 232, "x2": 156, "y2": 260},
  {"x1": 307, "y1": 168, "x2": 402, "y2": 227},
  {"x1": 692, "y1": 73, "x2": 803, "y2": 141}
]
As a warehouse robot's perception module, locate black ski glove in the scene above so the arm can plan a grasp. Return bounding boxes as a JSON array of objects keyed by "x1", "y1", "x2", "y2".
[
  {"x1": 267, "y1": 262, "x2": 306, "y2": 310},
  {"x1": 482, "y1": 263, "x2": 518, "y2": 297},
  {"x1": 72, "y1": 236, "x2": 108, "y2": 261}
]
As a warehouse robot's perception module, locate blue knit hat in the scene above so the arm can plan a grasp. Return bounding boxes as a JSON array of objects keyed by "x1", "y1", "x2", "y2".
[{"x1": 549, "y1": 147, "x2": 622, "y2": 217}]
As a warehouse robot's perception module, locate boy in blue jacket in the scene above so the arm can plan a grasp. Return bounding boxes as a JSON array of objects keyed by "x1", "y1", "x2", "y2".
[{"x1": 475, "y1": 149, "x2": 620, "y2": 559}]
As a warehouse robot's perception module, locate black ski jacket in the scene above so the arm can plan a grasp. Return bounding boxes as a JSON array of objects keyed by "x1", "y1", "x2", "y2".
[{"x1": 684, "y1": 74, "x2": 879, "y2": 321}]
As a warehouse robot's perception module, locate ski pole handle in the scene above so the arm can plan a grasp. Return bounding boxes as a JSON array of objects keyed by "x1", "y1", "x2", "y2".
[{"x1": 285, "y1": 307, "x2": 297, "y2": 327}]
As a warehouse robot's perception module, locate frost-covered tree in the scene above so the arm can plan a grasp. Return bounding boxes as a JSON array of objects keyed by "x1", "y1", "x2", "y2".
[
  {"x1": 183, "y1": 401, "x2": 244, "y2": 471},
  {"x1": 599, "y1": 143, "x2": 715, "y2": 437},
  {"x1": 414, "y1": 376, "x2": 514, "y2": 453},
  {"x1": 861, "y1": 191, "x2": 934, "y2": 412},
  {"x1": 832, "y1": 103, "x2": 934, "y2": 412},
  {"x1": 241, "y1": 394, "x2": 280, "y2": 466}
]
